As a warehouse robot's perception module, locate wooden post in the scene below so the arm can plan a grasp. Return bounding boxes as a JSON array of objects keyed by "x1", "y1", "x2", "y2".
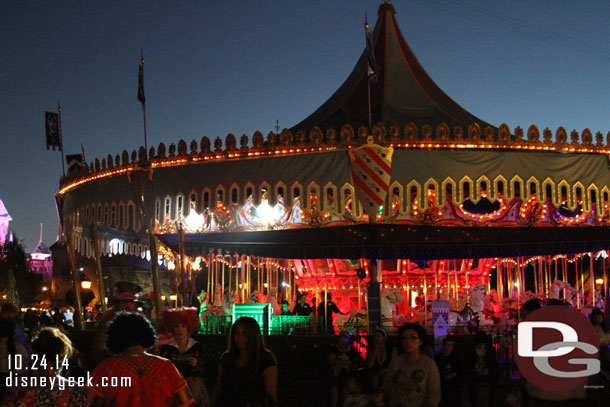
[
  {"x1": 177, "y1": 226, "x2": 187, "y2": 307},
  {"x1": 91, "y1": 225, "x2": 107, "y2": 312},
  {"x1": 148, "y1": 231, "x2": 163, "y2": 314},
  {"x1": 66, "y1": 230, "x2": 84, "y2": 330}
]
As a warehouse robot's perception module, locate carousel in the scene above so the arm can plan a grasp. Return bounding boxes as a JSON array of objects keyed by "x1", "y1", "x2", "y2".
[{"x1": 56, "y1": 1, "x2": 609, "y2": 335}]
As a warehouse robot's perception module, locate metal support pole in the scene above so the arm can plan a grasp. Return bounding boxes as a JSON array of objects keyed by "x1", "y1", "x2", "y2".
[
  {"x1": 66, "y1": 230, "x2": 84, "y2": 330},
  {"x1": 91, "y1": 225, "x2": 107, "y2": 312},
  {"x1": 367, "y1": 258, "x2": 381, "y2": 333},
  {"x1": 148, "y1": 231, "x2": 163, "y2": 314}
]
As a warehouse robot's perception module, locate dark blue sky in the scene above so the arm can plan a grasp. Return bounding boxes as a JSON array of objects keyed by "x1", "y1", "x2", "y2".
[{"x1": 2, "y1": 0, "x2": 610, "y2": 250}]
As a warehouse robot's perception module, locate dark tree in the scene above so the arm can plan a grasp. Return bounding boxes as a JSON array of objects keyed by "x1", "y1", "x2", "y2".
[{"x1": 0, "y1": 236, "x2": 44, "y2": 306}]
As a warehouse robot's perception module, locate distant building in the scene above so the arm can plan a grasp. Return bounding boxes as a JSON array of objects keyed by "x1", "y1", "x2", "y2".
[
  {"x1": 29, "y1": 224, "x2": 53, "y2": 283},
  {"x1": 0, "y1": 199, "x2": 11, "y2": 245}
]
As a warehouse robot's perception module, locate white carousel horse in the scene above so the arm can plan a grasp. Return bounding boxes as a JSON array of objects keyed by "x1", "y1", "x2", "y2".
[
  {"x1": 222, "y1": 291, "x2": 237, "y2": 315},
  {"x1": 381, "y1": 288, "x2": 404, "y2": 319},
  {"x1": 549, "y1": 279, "x2": 570, "y2": 300},
  {"x1": 268, "y1": 288, "x2": 282, "y2": 315},
  {"x1": 469, "y1": 282, "x2": 487, "y2": 313}
]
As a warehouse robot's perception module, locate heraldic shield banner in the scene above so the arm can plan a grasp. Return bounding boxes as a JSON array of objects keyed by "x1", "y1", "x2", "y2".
[{"x1": 348, "y1": 137, "x2": 393, "y2": 220}]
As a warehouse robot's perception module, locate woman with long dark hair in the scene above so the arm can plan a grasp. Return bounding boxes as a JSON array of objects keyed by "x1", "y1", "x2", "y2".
[
  {"x1": 212, "y1": 316, "x2": 277, "y2": 407},
  {"x1": 383, "y1": 323, "x2": 440, "y2": 407}
]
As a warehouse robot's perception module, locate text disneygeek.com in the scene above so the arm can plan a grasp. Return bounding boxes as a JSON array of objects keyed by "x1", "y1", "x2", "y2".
[{"x1": 5, "y1": 372, "x2": 132, "y2": 391}]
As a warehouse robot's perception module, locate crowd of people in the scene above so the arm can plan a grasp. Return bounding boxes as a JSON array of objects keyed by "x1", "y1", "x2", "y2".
[{"x1": 0, "y1": 294, "x2": 608, "y2": 407}]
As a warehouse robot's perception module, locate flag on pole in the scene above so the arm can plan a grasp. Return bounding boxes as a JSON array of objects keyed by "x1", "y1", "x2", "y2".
[
  {"x1": 138, "y1": 53, "x2": 145, "y2": 106},
  {"x1": 365, "y1": 14, "x2": 378, "y2": 83},
  {"x1": 45, "y1": 111, "x2": 62, "y2": 151}
]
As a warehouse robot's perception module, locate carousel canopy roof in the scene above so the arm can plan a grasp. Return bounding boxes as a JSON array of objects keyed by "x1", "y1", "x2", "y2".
[
  {"x1": 156, "y1": 224, "x2": 610, "y2": 260},
  {"x1": 291, "y1": 2, "x2": 494, "y2": 134}
]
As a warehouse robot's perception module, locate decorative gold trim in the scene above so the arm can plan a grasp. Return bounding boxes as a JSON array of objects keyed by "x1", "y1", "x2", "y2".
[
  {"x1": 423, "y1": 178, "x2": 440, "y2": 209},
  {"x1": 509, "y1": 175, "x2": 524, "y2": 202},
  {"x1": 557, "y1": 180, "x2": 571, "y2": 209},
  {"x1": 441, "y1": 177, "x2": 456, "y2": 208},
  {"x1": 273, "y1": 181, "x2": 288, "y2": 206},
  {"x1": 257, "y1": 182, "x2": 271, "y2": 206},
  {"x1": 306, "y1": 182, "x2": 320, "y2": 211},
  {"x1": 290, "y1": 182, "x2": 304, "y2": 209},
  {"x1": 458, "y1": 176, "x2": 474, "y2": 204},
  {"x1": 541, "y1": 178, "x2": 557, "y2": 207},
  {"x1": 586, "y1": 184, "x2": 599, "y2": 215},
  {"x1": 389, "y1": 181, "x2": 406, "y2": 214},
  {"x1": 525, "y1": 177, "x2": 541, "y2": 204},
  {"x1": 571, "y1": 182, "x2": 585, "y2": 211},
  {"x1": 475, "y1": 175, "x2": 491, "y2": 203},
  {"x1": 406, "y1": 181, "x2": 421, "y2": 213},
  {"x1": 322, "y1": 182, "x2": 339, "y2": 216}
]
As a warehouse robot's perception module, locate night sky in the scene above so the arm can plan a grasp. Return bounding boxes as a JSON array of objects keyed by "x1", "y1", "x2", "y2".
[{"x1": 1, "y1": 0, "x2": 610, "y2": 251}]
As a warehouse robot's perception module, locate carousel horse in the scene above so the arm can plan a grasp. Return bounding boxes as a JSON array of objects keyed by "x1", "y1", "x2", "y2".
[
  {"x1": 548, "y1": 280, "x2": 578, "y2": 307},
  {"x1": 212, "y1": 284, "x2": 223, "y2": 308},
  {"x1": 268, "y1": 288, "x2": 282, "y2": 315},
  {"x1": 381, "y1": 288, "x2": 405, "y2": 327},
  {"x1": 485, "y1": 289, "x2": 501, "y2": 318},
  {"x1": 469, "y1": 282, "x2": 487, "y2": 313},
  {"x1": 549, "y1": 279, "x2": 569, "y2": 300},
  {"x1": 337, "y1": 309, "x2": 368, "y2": 330},
  {"x1": 222, "y1": 291, "x2": 238, "y2": 316},
  {"x1": 247, "y1": 290, "x2": 267, "y2": 304}
]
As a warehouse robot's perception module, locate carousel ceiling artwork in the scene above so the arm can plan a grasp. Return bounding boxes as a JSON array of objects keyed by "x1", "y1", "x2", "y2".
[{"x1": 57, "y1": 1, "x2": 610, "y2": 265}]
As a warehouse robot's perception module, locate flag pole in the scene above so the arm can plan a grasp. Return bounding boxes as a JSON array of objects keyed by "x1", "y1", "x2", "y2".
[
  {"x1": 138, "y1": 50, "x2": 148, "y2": 152},
  {"x1": 365, "y1": 14, "x2": 372, "y2": 132},
  {"x1": 58, "y1": 101, "x2": 65, "y2": 176}
]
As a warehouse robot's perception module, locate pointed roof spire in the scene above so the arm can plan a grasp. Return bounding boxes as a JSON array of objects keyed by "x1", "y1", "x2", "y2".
[
  {"x1": 0, "y1": 199, "x2": 11, "y2": 222},
  {"x1": 33, "y1": 223, "x2": 50, "y2": 255},
  {"x1": 292, "y1": 2, "x2": 493, "y2": 134}
]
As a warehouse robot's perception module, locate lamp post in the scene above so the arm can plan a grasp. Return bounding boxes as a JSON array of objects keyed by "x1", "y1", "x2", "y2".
[{"x1": 81, "y1": 278, "x2": 92, "y2": 291}]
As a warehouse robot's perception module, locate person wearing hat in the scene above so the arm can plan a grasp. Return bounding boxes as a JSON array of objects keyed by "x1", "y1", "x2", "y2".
[
  {"x1": 100, "y1": 291, "x2": 145, "y2": 326},
  {"x1": 92, "y1": 287, "x2": 145, "y2": 367}
]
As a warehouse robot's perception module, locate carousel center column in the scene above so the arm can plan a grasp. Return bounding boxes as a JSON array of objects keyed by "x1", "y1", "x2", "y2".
[{"x1": 367, "y1": 259, "x2": 382, "y2": 334}]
